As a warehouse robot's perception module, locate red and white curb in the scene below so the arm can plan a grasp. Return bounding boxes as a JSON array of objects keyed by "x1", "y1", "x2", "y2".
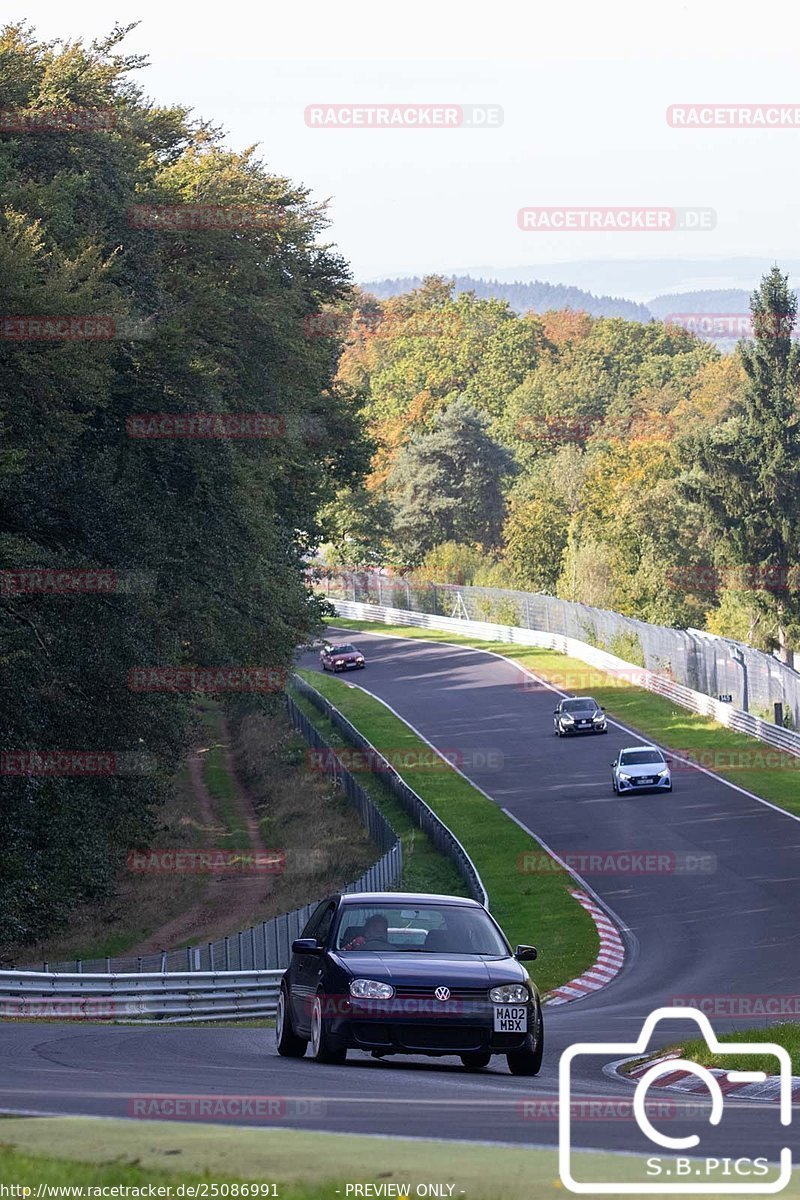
[
  {"x1": 620, "y1": 1052, "x2": 800, "y2": 1105},
  {"x1": 545, "y1": 890, "x2": 625, "y2": 1006}
]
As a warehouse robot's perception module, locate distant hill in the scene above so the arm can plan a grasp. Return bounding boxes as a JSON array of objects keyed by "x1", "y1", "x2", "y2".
[
  {"x1": 361, "y1": 275, "x2": 653, "y2": 322},
  {"x1": 443, "y1": 258, "x2": 800, "y2": 302},
  {"x1": 648, "y1": 288, "x2": 800, "y2": 348},
  {"x1": 647, "y1": 289, "x2": 755, "y2": 318}
]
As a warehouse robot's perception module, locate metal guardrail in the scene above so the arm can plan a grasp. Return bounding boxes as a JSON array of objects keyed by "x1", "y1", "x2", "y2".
[
  {"x1": 0, "y1": 969, "x2": 283, "y2": 1023},
  {"x1": 330, "y1": 599, "x2": 800, "y2": 760},
  {"x1": 291, "y1": 674, "x2": 488, "y2": 906}
]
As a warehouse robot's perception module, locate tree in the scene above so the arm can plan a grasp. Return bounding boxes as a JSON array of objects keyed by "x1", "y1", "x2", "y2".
[
  {"x1": 318, "y1": 485, "x2": 393, "y2": 569},
  {"x1": 412, "y1": 541, "x2": 487, "y2": 586},
  {"x1": 681, "y1": 267, "x2": 800, "y2": 661},
  {"x1": 388, "y1": 399, "x2": 515, "y2": 565},
  {"x1": 0, "y1": 23, "x2": 362, "y2": 948},
  {"x1": 503, "y1": 493, "x2": 570, "y2": 592},
  {"x1": 337, "y1": 278, "x2": 546, "y2": 486}
]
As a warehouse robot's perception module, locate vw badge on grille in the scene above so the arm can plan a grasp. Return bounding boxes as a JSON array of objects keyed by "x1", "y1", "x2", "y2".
[{"x1": 434, "y1": 986, "x2": 451, "y2": 1002}]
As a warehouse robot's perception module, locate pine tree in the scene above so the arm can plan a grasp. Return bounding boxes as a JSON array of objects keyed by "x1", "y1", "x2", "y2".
[{"x1": 681, "y1": 267, "x2": 800, "y2": 662}]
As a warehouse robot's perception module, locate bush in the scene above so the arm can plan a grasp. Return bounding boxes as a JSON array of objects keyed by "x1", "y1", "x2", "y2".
[{"x1": 608, "y1": 631, "x2": 646, "y2": 666}]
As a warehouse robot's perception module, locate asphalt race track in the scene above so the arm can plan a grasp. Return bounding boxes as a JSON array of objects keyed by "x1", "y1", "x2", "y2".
[{"x1": 2, "y1": 627, "x2": 799, "y2": 1160}]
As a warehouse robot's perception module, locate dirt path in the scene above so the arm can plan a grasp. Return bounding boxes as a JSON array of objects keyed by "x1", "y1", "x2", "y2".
[
  {"x1": 128, "y1": 723, "x2": 271, "y2": 956},
  {"x1": 219, "y1": 715, "x2": 265, "y2": 852}
]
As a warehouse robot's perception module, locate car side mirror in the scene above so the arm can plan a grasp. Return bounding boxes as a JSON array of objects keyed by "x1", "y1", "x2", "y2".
[
  {"x1": 553, "y1": 707, "x2": 560, "y2": 715},
  {"x1": 611, "y1": 761, "x2": 617, "y2": 767},
  {"x1": 292, "y1": 938, "x2": 323, "y2": 955},
  {"x1": 514, "y1": 944, "x2": 538, "y2": 962}
]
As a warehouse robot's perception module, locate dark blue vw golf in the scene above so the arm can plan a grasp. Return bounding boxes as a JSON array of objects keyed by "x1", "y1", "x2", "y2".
[{"x1": 275, "y1": 891, "x2": 543, "y2": 1074}]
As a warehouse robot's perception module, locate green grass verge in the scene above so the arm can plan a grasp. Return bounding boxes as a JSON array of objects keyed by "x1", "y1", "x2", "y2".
[
  {"x1": 652, "y1": 1023, "x2": 800, "y2": 1075},
  {"x1": 6, "y1": 1116, "x2": 798, "y2": 1199},
  {"x1": 327, "y1": 617, "x2": 800, "y2": 820},
  {"x1": 289, "y1": 687, "x2": 467, "y2": 898},
  {"x1": 296, "y1": 669, "x2": 598, "y2": 995}
]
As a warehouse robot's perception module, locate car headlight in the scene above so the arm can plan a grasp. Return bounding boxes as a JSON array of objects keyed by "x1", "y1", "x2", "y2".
[
  {"x1": 592, "y1": 714, "x2": 605, "y2": 723},
  {"x1": 561, "y1": 714, "x2": 574, "y2": 724},
  {"x1": 349, "y1": 979, "x2": 394, "y2": 1000},
  {"x1": 355, "y1": 656, "x2": 364, "y2": 663},
  {"x1": 657, "y1": 768, "x2": 670, "y2": 777},
  {"x1": 618, "y1": 772, "x2": 631, "y2": 782},
  {"x1": 489, "y1": 983, "x2": 530, "y2": 1004}
]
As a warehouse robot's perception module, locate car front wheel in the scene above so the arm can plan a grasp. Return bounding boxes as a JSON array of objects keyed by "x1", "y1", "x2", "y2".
[
  {"x1": 506, "y1": 1005, "x2": 543, "y2": 1076},
  {"x1": 276, "y1": 985, "x2": 308, "y2": 1058},
  {"x1": 310, "y1": 994, "x2": 347, "y2": 1064}
]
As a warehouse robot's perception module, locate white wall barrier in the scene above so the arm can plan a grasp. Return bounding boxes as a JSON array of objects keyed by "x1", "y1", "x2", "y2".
[{"x1": 332, "y1": 600, "x2": 800, "y2": 759}]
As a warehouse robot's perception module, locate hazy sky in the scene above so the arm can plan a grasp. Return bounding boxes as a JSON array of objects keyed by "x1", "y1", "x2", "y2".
[{"x1": 19, "y1": 0, "x2": 800, "y2": 289}]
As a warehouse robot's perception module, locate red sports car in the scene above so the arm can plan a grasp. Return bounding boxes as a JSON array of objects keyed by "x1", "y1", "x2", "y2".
[{"x1": 320, "y1": 642, "x2": 366, "y2": 672}]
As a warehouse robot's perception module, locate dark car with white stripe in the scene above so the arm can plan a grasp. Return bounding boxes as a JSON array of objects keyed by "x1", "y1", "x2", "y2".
[
  {"x1": 553, "y1": 696, "x2": 607, "y2": 736},
  {"x1": 276, "y1": 891, "x2": 543, "y2": 1074}
]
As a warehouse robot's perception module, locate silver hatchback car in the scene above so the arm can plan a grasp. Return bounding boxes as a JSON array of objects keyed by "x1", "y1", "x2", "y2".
[{"x1": 611, "y1": 746, "x2": 672, "y2": 794}]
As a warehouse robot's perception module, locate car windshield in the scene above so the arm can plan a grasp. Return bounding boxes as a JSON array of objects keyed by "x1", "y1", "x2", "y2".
[
  {"x1": 333, "y1": 903, "x2": 508, "y2": 955},
  {"x1": 620, "y1": 749, "x2": 664, "y2": 765},
  {"x1": 562, "y1": 698, "x2": 597, "y2": 713},
  {"x1": 330, "y1": 644, "x2": 356, "y2": 654}
]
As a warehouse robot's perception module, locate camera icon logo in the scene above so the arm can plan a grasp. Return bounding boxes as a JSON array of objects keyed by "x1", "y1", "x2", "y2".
[{"x1": 559, "y1": 1006, "x2": 793, "y2": 1194}]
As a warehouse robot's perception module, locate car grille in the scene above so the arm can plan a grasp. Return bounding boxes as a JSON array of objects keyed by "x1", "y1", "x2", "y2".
[{"x1": 392, "y1": 986, "x2": 488, "y2": 1001}]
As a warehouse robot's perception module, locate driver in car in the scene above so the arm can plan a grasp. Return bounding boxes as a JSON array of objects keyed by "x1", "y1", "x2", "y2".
[{"x1": 345, "y1": 913, "x2": 391, "y2": 950}]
